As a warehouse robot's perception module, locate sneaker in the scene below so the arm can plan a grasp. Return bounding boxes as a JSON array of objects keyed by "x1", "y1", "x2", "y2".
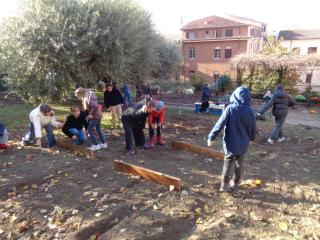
[
  {"x1": 99, "y1": 143, "x2": 108, "y2": 149},
  {"x1": 125, "y1": 150, "x2": 135, "y2": 155},
  {"x1": 267, "y1": 138, "x2": 274, "y2": 145},
  {"x1": 219, "y1": 184, "x2": 231, "y2": 192},
  {"x1": 89, "y1": 144, "x2": 101, "y2": 151},
  {"x1": 20, "y1": 141, "x2": 26, "y2": 147},
  {"x1": 278, "y1": 137, "x2": 285, "y2": 143},
  {"x1": 230, "y1": 179, "x2": 240, "y2": 190}
]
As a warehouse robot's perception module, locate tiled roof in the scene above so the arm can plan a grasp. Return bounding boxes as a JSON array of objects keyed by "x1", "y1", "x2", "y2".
[
  {"x1": 181, "y1": 15, "x2": 264, "y2": 30},
  {"x1": 278, "y1": 29, "x2": 320, "y2": 40},
  {"x1": 181, "y1": 15, "x2": 246, "y2": 30}
]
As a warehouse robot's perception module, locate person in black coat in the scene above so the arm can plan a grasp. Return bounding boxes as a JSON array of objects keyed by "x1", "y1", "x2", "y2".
[
  {"x1": 104, "y1": 83, "x2": 124, "y2": 128},
  {"x1": 62, "y1": 106, "x2": 88, "y2": 145},
  {"x1": 258, "y1": 84, "x2": 295, "y2": 144},
  {"x1": 121, "y1": 99, "x2": 156, "y2": 155}
]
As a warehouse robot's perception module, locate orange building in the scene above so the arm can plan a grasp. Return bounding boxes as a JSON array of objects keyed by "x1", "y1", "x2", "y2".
[{"x1": 181, "y1": 15, "x2": 266, "y2": 83}]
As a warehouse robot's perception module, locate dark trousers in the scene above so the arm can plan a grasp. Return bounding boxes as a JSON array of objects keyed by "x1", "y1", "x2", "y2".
[
  {"x1": 122, "y1": 119, "x2": 145, "y2": 150},
  {"x1": 221, "y1": 154, "x2": 245, "y2": 185},
  {"x1": 200, "y1": 101, "x2": 209, "y2": 112},
  {"x1": 149, "y1": 116, "x2": 161, "y2": 137}
]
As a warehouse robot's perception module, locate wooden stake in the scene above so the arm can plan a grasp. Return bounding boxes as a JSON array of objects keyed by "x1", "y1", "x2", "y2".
[
  {"x1": 172, "y1": 140, "x2": 224, "y2": 160},
  {"x1": 56, "y1": 140, "x2": 96, "y2": 160},
  {"x1": 113, "y1": 160, "x2": 182, "y2": 191}
]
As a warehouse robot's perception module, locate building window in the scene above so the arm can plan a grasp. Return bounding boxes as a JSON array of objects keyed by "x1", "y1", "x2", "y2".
[
  {"x1": 187, "y1": 32, "x2": 196, "y2": 39},
  {"x1": 205, "y1": 30, "x2": 209, "y2": 35},
  {"x1": 225, "y1": 47, "x2": 232, "y2": 59},
  {"x1": 225, "y1": 29, "x2": 233, "y2": 37},
  {"x1": 292, "y1": 47, "x2": 300, "y2": 54},
  {"x1": 308, "y1": 47, "x2": 317, "y2": 54},
  {"x1": 189, "y1": 71, "x2": 195, "y2": 79},
  {"x1": 189, "y1": 47, "x2": 195, "y2": 59},
  {"x1": 213, "y1": 72, "x2": 220, "y2": 81},
  {"x1": 306, "y1": 73, "x2": 312, "y2": 83},
  {"x1": 215, "y1": 29, "x2": 221, "y2": 38},
  {"x1": 250, "y1": 29, "x2": 255, "y2": 36},
  {"x1": 214, "y1": 47, "x2": 221, "y2": 59}
]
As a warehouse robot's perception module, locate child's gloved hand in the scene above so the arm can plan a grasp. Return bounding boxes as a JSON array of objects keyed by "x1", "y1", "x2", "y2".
[{"x1": 207, "y1": 139, "x2": 213, "y2": 147}]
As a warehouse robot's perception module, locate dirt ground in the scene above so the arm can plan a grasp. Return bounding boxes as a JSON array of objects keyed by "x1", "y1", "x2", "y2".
[{"x1": 0, "y1": 106, "x2": 320, "y2": 240}]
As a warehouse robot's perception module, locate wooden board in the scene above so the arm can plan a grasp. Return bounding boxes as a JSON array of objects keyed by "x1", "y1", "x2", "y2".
[
  {"x1": 56, "y1": 140, "x2": 96, "y2": 160},
  {"x1": 172, "y1": 140, "x2": 224, "y2": 160},
  {"x1": 113, "y1": 160, "x2": 182, "y2": 191}
]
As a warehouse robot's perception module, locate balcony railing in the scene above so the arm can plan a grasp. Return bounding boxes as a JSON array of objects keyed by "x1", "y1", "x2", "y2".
[{"x1": 184, "y1": 34, "x2": 262, "y2": 41}]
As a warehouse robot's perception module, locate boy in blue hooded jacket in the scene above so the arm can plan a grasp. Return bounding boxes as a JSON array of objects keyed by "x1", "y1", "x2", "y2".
[{"x1": 208, "y1": 87, "x2": 256, "y2": 191}]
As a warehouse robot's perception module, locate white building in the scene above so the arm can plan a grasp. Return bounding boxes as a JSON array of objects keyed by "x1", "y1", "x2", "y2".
[{"x1": 278, "y1": 29, "x2": 320, "y2": 92}]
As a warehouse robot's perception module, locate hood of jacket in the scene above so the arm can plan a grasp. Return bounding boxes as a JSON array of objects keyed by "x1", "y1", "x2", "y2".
[{"x1": 230, "y1": 87, "x2": 251, "y2": 106}]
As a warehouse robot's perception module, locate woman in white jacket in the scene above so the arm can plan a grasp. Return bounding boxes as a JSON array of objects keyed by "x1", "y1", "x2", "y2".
[{"x1": 21, "y1": 104, "x2": 62, "y2": 148}]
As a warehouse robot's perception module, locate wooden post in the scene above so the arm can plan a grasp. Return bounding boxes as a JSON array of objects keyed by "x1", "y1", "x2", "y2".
[
  {"x1": 172, "y1": 140, "x2": 224, "y2": 160},
  {"x1": 113, "y1": 160, "x2": 182, "y2": 191},
  {"x1": 56, "y1": 140, "x2": 96, "y2": 160}
]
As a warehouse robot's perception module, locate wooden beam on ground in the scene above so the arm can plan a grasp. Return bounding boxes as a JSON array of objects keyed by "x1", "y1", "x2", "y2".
[
  {"x1": 56, "y1": 140, "x2": 96, "y2": 160},
  {"x1": 172, "y1": 140, "x2": 224, "y2": 160},
  {"x1": 113, "y1": 160, "x2": 182, "y2": 191}
]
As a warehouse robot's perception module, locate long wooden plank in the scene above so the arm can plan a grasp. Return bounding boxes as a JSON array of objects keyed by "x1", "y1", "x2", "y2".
[
  {"x1": 113, "y1": 160, "x2": 182, "y2": 191},
  {"x1": 56, "y1": 140, "x2": 96, "y2": 160},
  {"x1": 172, "y1": 140, "x2": 224, "y2": 160}
]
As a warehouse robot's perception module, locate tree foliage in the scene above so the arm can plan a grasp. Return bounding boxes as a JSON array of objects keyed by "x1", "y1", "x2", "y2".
[
  {"x1": 232, "y1": 36, "x2": 303, "y2": 94},
  {"x1": 0, "y1": 0, "x2": 180, "y2": 102}
]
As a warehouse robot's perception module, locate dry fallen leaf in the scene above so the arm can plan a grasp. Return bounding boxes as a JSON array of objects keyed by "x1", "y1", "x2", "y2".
[
  {"x1": 279, "y1": 222, "x2": 288, "y2": 231},
  {"x1": 25, "y1": 154, "x2": 34, "y2": 161}
]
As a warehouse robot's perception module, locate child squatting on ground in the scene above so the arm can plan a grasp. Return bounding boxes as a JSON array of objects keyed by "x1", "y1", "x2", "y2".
[
  {"x1": 0, "y1": 123, "x2": 11, "y2": 149},
  {"x1": 146, "y1": 100, "x2": 166, "y2": 148},
  {"x1": 21, "y1": 104, "x2": 63, "y2": 148},
  {"x1": 62, "y1": 106, "x2": 89, "y2": 145},
  {"x1": 75, "y1": 87, "x2": 108, "y2": 151},
  {"x1": 121, "y1": 99, "x2": 156, "y2": 155},
  {"x1": 207, "y1": 86, "x2": 257, "y2": 192},
  {"x1": 257, "y1": 84, "x2": 295, "y2": 145}
]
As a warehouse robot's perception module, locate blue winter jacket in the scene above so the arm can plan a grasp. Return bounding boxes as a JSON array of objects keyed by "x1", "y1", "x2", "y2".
[
  {"x1": 201, "y1": 86, "x2": 210, "y2": 102},
  {"x1": 208, "y1": 87, "x2": 256, "y2": 156}
]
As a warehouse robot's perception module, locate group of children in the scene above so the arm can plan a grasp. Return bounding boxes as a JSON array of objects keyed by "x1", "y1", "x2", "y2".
[
  {"x1": 1, "y1": 82, "x2": 296, "y2": 192},
  {"x1": 16, "y1": 84, "x2": 166, "y2": 154}
]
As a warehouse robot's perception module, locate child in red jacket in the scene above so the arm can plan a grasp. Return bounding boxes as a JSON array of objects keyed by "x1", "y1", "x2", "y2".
[{"x1": 147, "y1": 100, "x2": 166, "y2": 148}]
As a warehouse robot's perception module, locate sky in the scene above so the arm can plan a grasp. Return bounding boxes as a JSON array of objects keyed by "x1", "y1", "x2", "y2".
[{"x1": 1, "y1": 0, "x2": 320, "y2": 36}]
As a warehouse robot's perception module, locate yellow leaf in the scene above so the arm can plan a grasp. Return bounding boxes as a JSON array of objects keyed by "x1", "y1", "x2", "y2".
[
  {"x1": 22, "y1": 185, "x2": 29, "y2": 190},
  {"x1": 254, "y1": 179, "x2": 262, "y2": 185},
  {"x1": 10, "y1": 215, "x2": 18, "y2": 223},
  {"x1": 279, "y1": 222, "x2": 288, "y2": 231},
  {"x1": 89, "y1": 234, "x2": 97, "y2": 240}
]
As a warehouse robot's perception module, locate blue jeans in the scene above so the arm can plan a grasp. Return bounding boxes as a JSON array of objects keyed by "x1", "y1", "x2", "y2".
[
  {"x1": 270, "y1": 116, "x2": 286, "y2": 140},
  {"x1": 124, "y1": 93, "x2": 131, "y2": 107},
  {"x1": 87, "y1": 119, "x2": 105, "y2": 145},
  {"x1": 22, "y1": 122, "x2": 56, "y2": 147},
  {"x1": 0, "y1": 129, "x2": 8, "y2": 144},
  {"x1": 69, "y1": 128, "x2": 87, "y2": 144}
]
